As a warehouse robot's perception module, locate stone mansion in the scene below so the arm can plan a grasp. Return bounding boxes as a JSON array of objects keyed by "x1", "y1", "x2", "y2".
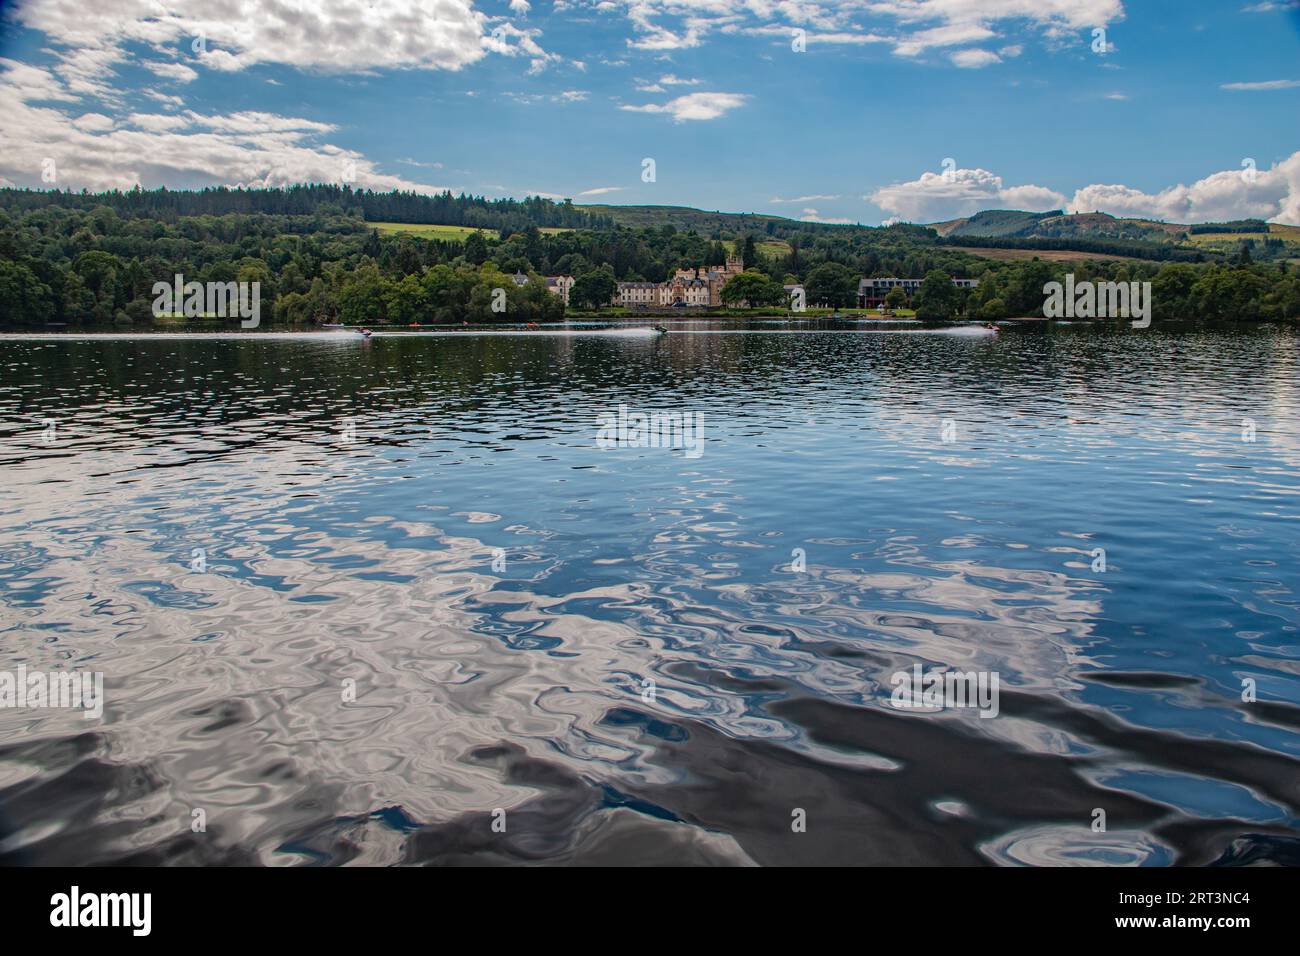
[{"x1": 614, "y1": 255, "x2": 746, "y2": 309}]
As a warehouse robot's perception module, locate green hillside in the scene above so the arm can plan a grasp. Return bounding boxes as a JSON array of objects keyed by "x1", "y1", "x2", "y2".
[
  {"x1": 930, "y1": 209, "x2": 1298, "y2": 261},
  {"x1": 933, "y1": 209, "x2": 1062, "y2": 238},
  {"x1": 574, "y1": 204, "x2": 859, "y2": 235}
]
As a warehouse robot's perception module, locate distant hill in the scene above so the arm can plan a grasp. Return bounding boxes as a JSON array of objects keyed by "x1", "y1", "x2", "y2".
[
  {"x1": 931, "y1": 209, "x2": 1062, "y2": 238},
  {"x1": 932, "y1": 209, "x2": 1193, "y2": 242},
  {"x1": 574, "y1": 203, "x2": 858, "y2": 235}
]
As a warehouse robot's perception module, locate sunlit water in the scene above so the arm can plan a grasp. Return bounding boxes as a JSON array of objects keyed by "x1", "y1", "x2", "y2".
[{"x1": 1, "y1": 321, "x2": 1298, "y2": 866}]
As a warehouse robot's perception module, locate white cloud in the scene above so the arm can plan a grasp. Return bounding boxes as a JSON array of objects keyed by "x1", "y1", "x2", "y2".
[
  {"x1": 0, "y1": 58, "x2": 79, "y2": 102},
  {"x1": 126, "y1": 112, "x2": 192, "y2": 131},
  {"x1": 620, "y1": 90, "x2": 748, "y2": 121},
  {"x1": 950, "y1": 48, "x2": 1001, "y2": 68},
  {"x1": 143, "y1": 60, "x2": 199, "y2": 84},
  {"x1": 502, "y1": 89, "x2": 590, "y2": 103},
  {"x1": 799, "y1": 208, "x2": 852, "y2": 224},
  {"x1": 894, "y1": 23, "x2": 997, "y2": 56},
  {"x1": 0, "y1": 59, "x2": 448, "y2": 194},
  {"x1": 869, "y1": 166, "x2": 1067, "y2": 222},
  {"x1": 1069, "y1": 153, "x2": 1300, "y2": 224},
  {"x1": 578, "y1": 186, "x2": 625, "y2": 195},
  {"x1": 1221, "y1": 79, "x2": 1300, "y2": 90},
  {"x1": 771, "y1": 194, "x2": 840, "y2": 203},
  {"x1": 72, "y1": 112, "x2": 115, "y2": 131},
  {"x1": 11, "y1": 0, "x2": 526, "y2": 99},
  {"x1": 143, "y1": 90, "x2": 185, "y2": 108},
  {"x1": 736, "y1": 25, "x2": 890, "y2": 45},
  {"x1": 868, "y1": 154, "x2": 1300, "y2": 225},
  {"x1": 582, "y1": 1, "x2": 1125, "y2": 62},
  {"x1": 868, "y1": 0, "x2": 1122, "y2": 30},
  {"x1": 483, "y1": 21, "x2": 565, "y2": 74},
  {"x1": 659, "y1": 73, "x2": 700, "y2": 85}
]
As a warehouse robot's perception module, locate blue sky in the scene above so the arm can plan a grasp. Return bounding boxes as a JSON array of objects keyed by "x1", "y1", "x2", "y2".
[{"x1": 1, "y1": 0, "x2": 1299, "y2": 225}]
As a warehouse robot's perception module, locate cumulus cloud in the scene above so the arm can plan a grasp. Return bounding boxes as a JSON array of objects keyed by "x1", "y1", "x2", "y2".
[
  {"x1": 620, "y1": 90, "x2": 748, "y2": 121},
  {"x1": 869, "y1": 166, "x2": 1067, "y2": 222},
  {"x1": 1068, "y1": 153, "x2": 1300, "y2": 224},
  {"x1": 10, "y1": 0, "x2": 548, "y2": 96},
  {"x1": 0, "y1": 59, "x2": 447, "y2": 193},
  {"x1": 868, "y1": 154, "x2": 1300, "y2": 225}
]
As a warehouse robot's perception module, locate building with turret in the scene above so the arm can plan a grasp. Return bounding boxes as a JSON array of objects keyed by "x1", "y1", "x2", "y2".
[{"x1": 616, "y1": 256, "x2": 744, "y2": 308}]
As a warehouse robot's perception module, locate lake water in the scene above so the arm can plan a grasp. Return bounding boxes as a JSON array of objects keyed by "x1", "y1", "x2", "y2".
[{"x1": 2, "y1": 321, "x2": 1299, "y2": 866}]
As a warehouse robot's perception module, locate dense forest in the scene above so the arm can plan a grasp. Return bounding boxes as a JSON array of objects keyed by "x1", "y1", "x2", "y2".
[
  {"x1": 0, "y1": 186, "x2": 1296, "y2": 326},
  {"x1": 0, "y1": 185, "x2": 614, "y2": 232}
]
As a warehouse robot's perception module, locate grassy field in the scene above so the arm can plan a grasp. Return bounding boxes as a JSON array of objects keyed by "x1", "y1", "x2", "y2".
[
  {"x1": 727, "y1": 238, "x2": 792, "y2": 257},
  {"x1": 1184, "y1": 223, "x2": 1300, "y2": 246},
  {"x1": 956, "y1": 246, "x2": 1148, "y2": 264},
  {"x1": 369, "y1": 222, "x2": 571, "y2": 239}
]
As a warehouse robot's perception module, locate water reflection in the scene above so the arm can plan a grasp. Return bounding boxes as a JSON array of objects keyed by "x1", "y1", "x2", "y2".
[{"x1": 1, "y1": 322, "x2": 1298, "y2": 865}]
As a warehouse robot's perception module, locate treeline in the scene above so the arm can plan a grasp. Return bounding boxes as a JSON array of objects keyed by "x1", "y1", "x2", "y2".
[
  {"x1": 0, "y1": 195, "x2": 1296, "y2": 326},
  {"x1": 930, "y1": 257, "x2": 1298, "y2": 322},
  {"x1": 0, "y1": 185, "x2": 613, "y2": 232},
  {"x1": 1189, "y1": 220, "x2": 1269, "y2": 235}
]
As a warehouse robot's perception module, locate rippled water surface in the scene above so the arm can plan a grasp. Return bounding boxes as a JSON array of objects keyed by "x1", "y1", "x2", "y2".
[{"x1": 2, "y1": 322, "x2": 1299, "y2": 866}]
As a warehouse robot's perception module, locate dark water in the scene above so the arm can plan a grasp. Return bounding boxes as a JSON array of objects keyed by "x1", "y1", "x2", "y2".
[{"x1": 1, "y1": 322, "x2": 1299, "y2": 866}]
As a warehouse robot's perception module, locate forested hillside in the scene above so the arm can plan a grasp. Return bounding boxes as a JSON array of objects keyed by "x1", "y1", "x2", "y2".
[
  {"x1": 0, "y1": 187, "x2": 1296, "y2": 327},
  {"x1": 0, "y1": 186, "x2": 613, "y2": 232}
]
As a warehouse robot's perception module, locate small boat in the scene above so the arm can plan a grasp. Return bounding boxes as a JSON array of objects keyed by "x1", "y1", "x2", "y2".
[
  {"x1": 653, "y1": 325, "x2": 668, "y2": 335},
  {"x1": 358, "y1": 327, "x2": 373, "y2": 338}
]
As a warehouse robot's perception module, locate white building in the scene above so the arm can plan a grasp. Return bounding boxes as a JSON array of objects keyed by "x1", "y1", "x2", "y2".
[{"x1": 545, "y1": 275, "x2": 574, "y2": 305}]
